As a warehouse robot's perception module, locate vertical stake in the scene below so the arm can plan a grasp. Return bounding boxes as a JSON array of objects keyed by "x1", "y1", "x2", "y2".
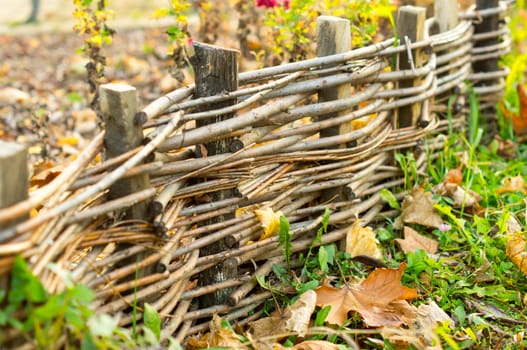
[
  {"x1": 396, "y1": 6, "x2": 426, "y2": 128},
  {"x1": 191, "y1": 42, "x2": 239, "y2": 307},
  {"x1": 316, "y1": 16, "x2": 353, "y2": 203},
  {"x1": 100, "y1": 83, "x2": 150, "y2": 220},
  {"x1": 433, "y1": 0, "x2": 460, "y2": 107},
  {"x1": 434, "y1": 0, "x2": 458, "y2": 33},
  {"x1": 473, "y1": 0, "x2": 500, "y2": 139},
  {"x1": 0, "y1": 141, "x2": 28, "y2": 292},
  {"x1": 316, "y1": 16, "x2": 352, "y2": 140}
]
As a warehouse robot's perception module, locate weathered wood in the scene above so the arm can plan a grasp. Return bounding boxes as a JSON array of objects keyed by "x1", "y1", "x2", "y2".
[
  {"x1": 316, "y1": 16, "x2": 353, "y2": 203},
  {"x1": 316, "y1": 16, "x2": 352, "y2": 140},
  {"x1": 0, "y1": 142, "x2": 28, "y2": 231},
  {"x1": 434, "y1": 0, "x2": 458, "y2": 33},
  {"x1": 396, "y1": 6, "x2": 426, "y2": 128},
  {"x1": 191, "y1": 42, "x2": 239, "y2": 307},
  {"x1": 473, "y1": 0, "x2": 500, "y2": 138},
  {"x1": 0, "y1": 142, "x2": 28, "y2": 294},
  {"x1": 100, "y1": 83, "x2": 150, "y2": 220},
  {"x1": 433, "y1": 0, "x2": 460, "y2": 106},
  {"x1": 473, "y1": 0, "x2": 500, "y2": 75}
]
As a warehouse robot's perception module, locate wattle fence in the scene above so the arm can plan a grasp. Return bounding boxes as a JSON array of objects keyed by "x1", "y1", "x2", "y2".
[{"x1": 0, "y1": 0, "x2": 512, "y2": 344}]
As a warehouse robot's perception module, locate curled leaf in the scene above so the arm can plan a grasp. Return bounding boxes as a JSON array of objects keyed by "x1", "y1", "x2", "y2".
[
  {"x1": 506, "y1": 232, "x2": 527, "y2": 275},
  {"x1": 346, "y1": 219, "x2": 382, "y2": 259},
  {"x1": 255, "y1": 207, "x2": 282, "y2": 240}
]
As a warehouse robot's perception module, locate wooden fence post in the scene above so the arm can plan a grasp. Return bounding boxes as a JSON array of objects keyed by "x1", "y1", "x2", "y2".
[
  {"x1": 473, "y1": 0, "x2": 500, "y2": 137},
  {"x1": 434, "y1": 0, "x2": 458, "y2": 33},
  {"x1": 434, "y1": 0, "x2": 460, "y2": 103},
  {"x1": 316, "y1": 16, "x2": 352, "y2": 140},
  {"x1": 316, "y1": 16, "x2": 353, "y2": 203},
  {"x1": 0, "y1": 141, "x2": 28, "y2": 291},
  {"x1": 396, "y1": 6, "x2": 426, "y2": 128},
  {"x1": 99, "y1": 83, "x2": 150, "y2": 220},
  {"x1": 191, "y1": 42, "x2": 239, "y2": 307}
]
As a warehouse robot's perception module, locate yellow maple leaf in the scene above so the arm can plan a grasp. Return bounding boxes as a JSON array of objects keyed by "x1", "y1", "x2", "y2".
[{"x1": 255, "y1": 207, "x2": 282, "y2": 240}]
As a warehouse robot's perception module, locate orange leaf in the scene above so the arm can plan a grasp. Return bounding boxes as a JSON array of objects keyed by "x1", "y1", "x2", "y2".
[
  {"x1": 359, "y1": 263, "x2": 419, "y2": 304},
  {"x1": 444, "y1": 167, "x2": 463, "y2": 185},
  {"x1": 512, "y1": 84, "x2": 527, "y2": 135},
  {"x1": 506, "y1": 233, "x2": 527, "y2": 274},
  {"x1": 395, "y1": 226, "x2": 439, "y2": 254},
  {"x1": 30, "y1": 164, "x2": 64, "y2": 187},
  {"x1": 315, "y1": 263, "x2": 418, "y2": 327}
]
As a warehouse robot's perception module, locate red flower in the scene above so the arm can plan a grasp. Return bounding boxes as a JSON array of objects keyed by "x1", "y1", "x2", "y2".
[{"x1": 256, "y1": 0, "x2": 278, "y2": 8}]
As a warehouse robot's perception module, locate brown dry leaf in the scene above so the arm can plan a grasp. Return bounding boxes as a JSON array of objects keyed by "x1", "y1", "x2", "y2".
[
  {"x1": 346, "y1": 219, "x2": 382, "y2": 259},
  {"x1": 381, "y1": 300, "x2": 453, "y2": 350},
  {"x1": 315, "y1": 263, "x2": 418, "y2": 327},
  {"x1": 255, "y1": 207, "x2": 282, "y2": 240},
  {"x1": 273, "y1": 340, "x2": 340, "y2": 350},
  {"x1": 401, "y1": 188, "x2": 443, "y2": 229},
  {"x1": 249, "y1": 290, "x2": 316, "y2": 346},
  {"x1": 247, "y1": 315, "x2": 282, "y2": 350},
  {"x1": 444, "y1": 167, "x2": 463, "y2": 185},
  {"x1": 30, "y1": 163, "x2": 65, "y2": 188},
  {"x1": 283, "y1": 289, "x2": 317, "y2": 337},
  {"x1": 496, "y1": 175, "x2": 527, "y2": 195},
  {"x1": 396, "y1": 226, "x2": 439, "y2": 254},
  {"x1": 188, "y1": 314, "x2": 248, "y2": 349}
]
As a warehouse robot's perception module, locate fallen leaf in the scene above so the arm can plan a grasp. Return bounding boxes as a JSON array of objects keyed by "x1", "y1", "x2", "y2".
[
  {"x1": 282, "y1": 290, "x2": 317, "y2": 337},
  {"x1": 491, "y1": 135, "x2": 517, "y2": 159},
  {"x1": 381, "y1": 300, "x2": 453, "y2": 350},
  {"x1": 273, "y1": 340, "x2": 340, "y2": 350},
  {"x1": 248, "y1": 291, "x2": 316, "y2": 348},
  {"x1": 507, "y1": 84, "x2": 527, "y2": 135},
  {"x1": 444, "y1": 167, "x2": 463, "y2": 185},
  {"x1": 247, "y1": 316, "x2": 282, "y2": 349},
  {"x1": 30, "y1": 163, "x2": 64, "y2": 188},
  {"x1": 160, "y1": 74, "x2": 180, "y2": 93},
  {"x1": 346, "y1": 219, "x2": 382, "y2": 259},
  {"x1": 506, "y1": 232, "x2": 527, "y2": 275},
  {"x1": 496, "y1": 175, "x2": 527, "y2": 195},
  {"x1": 57, "y1": 136, "x2": 79, "y2": 147},
  {"x1": 255, "y1": 207, "x2": 282, "y2": 240},
  {"x1": 187, "y1": 314, "x2": 248, "y2": 349},
  {"x1": 246, "y1": 35, "x2": 262, "y2": 50},
  {"x1": 401, "y1": 188, "x2": 443, "y2": 228},
  {"x1": 507, "y1": 217, "x2": 522, "y2": 235},
  {"x1": 0, "y1": 87, "x2": 31, "y2": 105},
  {"x1": 315, "y1": 263, "x2": 418, "y2": 327},
  {"x1": 396, "y1": 226, "x2": 439, "y2": 254},
  {"x1": 473, "y1": 252, "x2": 495, "y2": 283}
]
